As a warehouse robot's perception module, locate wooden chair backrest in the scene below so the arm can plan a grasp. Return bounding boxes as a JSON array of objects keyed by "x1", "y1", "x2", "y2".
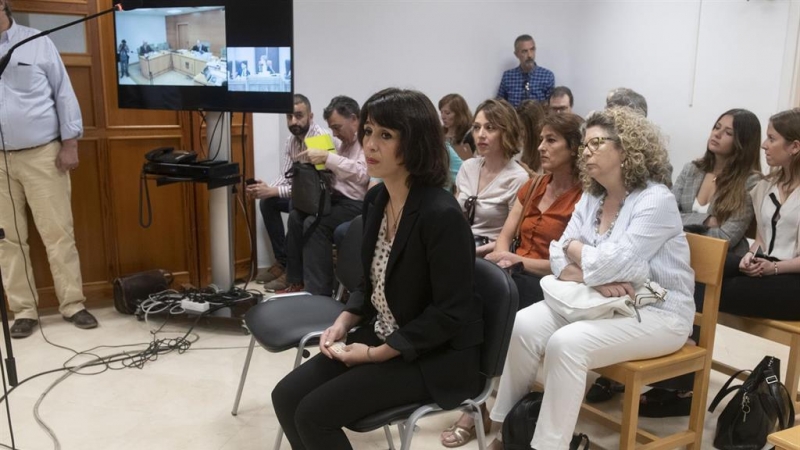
[{"x1": 686, "y1": 233, "x2": 729, "y2": 351}]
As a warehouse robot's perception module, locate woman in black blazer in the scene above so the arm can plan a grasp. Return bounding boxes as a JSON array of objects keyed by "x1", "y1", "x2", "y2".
[{"x1": 272, "y1": 88, "x2": 484, "y2": 450}]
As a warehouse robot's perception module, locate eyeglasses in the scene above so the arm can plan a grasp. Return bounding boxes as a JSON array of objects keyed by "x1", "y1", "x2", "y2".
[
  {"x1": 768, "y1": 192, "x2": 782, "y2": 254},
  {"x1": 464, "y1": 195, "x2": 478, "y2": 225},
  {"x1": 579, "y1": 136, "x2": 615, "y2": 156}
]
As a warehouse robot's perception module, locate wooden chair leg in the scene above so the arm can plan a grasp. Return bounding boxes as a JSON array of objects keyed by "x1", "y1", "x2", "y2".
[
  {"x1": 787, "y1": 334, "x2": 800, "y2": 413},
  {"x1": 687, "y1": 366, "x2": 711, "y2": 450},
  {"x1": 620, "y1": 373, "x2": 643, "y2": 449}
]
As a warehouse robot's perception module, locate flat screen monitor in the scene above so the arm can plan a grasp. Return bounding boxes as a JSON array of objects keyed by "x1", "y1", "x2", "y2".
[{"x1": 113, "y1": 0, "x2": 293, "y2": 113}]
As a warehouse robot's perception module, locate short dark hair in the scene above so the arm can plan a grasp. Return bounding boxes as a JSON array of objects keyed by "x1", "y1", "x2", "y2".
[
  {"x1": 606, "y1": 87, "x2": 648, "y2": 117},
  {"x1": 541, "y1": 112, "x2": 584, "y2": 176},
  {"x1": 358, "y1": 88, "x2": 449, "y2": 188},
  {"x1": 293, "y1": 93, "x2": 311, "y2": 112},
  {"x1": 550, "y1": 86, "x2": 574, "y2": 107},
  {"x1": 514, "y1": 34, "x2": 534, "y2": 50},
  {"x1": 323, "y1": 96, "x2": 360, "y2": 121}
]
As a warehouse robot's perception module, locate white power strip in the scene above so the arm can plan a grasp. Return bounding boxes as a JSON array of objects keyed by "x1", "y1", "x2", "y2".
[{"x1": 181, "y1": 299, "x2": 210, "y2": 313}]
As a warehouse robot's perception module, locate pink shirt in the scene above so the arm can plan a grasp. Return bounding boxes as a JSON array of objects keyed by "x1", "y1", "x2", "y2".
[{"x1": 326, "y1": 135, "x2": 369, "y2": 201}]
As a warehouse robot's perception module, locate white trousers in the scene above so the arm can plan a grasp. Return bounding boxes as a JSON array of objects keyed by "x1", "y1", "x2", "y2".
[
  {"x1": 0, "y1": 142, "x2": 86, "y2": 320},
  {"x1": 490, "y1": 301, "x2": 689, "y2": 450}
]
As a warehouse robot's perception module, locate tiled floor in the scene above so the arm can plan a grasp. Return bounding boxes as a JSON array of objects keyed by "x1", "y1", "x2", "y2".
[{"x1": 0, "y1": 299, "x2": 788, "y2": 450}]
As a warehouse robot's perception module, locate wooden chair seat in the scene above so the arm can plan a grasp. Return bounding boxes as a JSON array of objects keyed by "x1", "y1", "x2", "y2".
[
  {"x1": 768, "y1": 425, "x2": 800, "y2": 450},
  {"x1": 580, "y1": 233, "x2": 729, "y2": 449},
  {"x1": 596, "y1": 345, "x2": 706, "y2": 383}
]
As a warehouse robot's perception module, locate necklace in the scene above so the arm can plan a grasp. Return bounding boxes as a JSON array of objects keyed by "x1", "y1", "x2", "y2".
[
  {"x1": 594, "y1": 191, "x2": 628, "y2": 242},
  {"x1": 387, "y1": 200, "x2": 405, "y2": 239}
]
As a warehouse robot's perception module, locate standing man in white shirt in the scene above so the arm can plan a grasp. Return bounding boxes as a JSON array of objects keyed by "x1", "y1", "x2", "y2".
[{"x1": 0, "y1": 0, "x2": 98, "y2": 338}]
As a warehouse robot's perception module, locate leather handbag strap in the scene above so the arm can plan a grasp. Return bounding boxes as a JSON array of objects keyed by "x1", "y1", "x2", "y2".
[
  {"x1": 513, "y1": 174, "x2": 544, "y2": 244},
  {"x1": 708, "y1": 369, "x2": 750, "y2": 413}
]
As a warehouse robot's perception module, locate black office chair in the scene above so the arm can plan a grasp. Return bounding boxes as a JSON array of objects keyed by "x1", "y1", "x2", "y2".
[
  {"x1": 346, "y1": 258, "x2": 519, "y2": 450},
  {"x1": 230, "y1": 216, "x2": 364, "y2": 449}
]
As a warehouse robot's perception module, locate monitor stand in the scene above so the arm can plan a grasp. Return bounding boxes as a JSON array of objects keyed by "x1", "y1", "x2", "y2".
[{"x1": 206, "y1": 111, "x2": 235, "y2": 291}]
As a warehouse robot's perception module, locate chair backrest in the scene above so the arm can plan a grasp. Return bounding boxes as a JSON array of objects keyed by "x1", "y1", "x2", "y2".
[
  {"x1": 335, "y1": 216, "x2": 364, "y2": 293},
  {"x1": 686, "y1": 233, "x2": 728, "y2": 351},
  {"x1": 474, "y1": 258, "x2": 519, "y2": 378}
]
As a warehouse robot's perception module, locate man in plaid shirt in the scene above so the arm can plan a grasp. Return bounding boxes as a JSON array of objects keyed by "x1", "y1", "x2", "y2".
[{"x1": 496, "y1": 34, "x2": 555, "y2": 107}]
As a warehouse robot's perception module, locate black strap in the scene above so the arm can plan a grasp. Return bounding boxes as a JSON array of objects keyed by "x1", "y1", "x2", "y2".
[
  {"x1": 300, "y1": 177, "x2": 328, "y2": 244},
  {"x1": 708, "y1": 369, "x2": 750, "y2": 413}
]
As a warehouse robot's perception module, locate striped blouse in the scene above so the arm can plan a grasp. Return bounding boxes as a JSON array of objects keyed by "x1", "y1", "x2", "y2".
[{"x1": 549, "y1": 182, "x2": 696, "y2": 329}]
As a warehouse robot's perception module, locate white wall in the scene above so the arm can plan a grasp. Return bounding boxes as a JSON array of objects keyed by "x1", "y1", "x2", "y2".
[
  {"x1": 114, "y1": 14, "x2": 168, "y2": 53},
  {"x1": 251, "y1": 0, "x2": 800, "y2": 266}
]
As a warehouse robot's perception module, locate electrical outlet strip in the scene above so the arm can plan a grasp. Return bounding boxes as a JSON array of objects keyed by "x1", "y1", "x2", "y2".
[{"x1": 181, "y1": 299, "x2": 210, "y2": 313}]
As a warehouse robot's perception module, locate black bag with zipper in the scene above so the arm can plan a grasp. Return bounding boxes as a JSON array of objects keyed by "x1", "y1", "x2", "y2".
[
  {"x1": 708, "y1": 355, "x2": 795, "y2": 450},
  {"x1": 285, "y1": 162, "x2": 334, "y2": 243}
]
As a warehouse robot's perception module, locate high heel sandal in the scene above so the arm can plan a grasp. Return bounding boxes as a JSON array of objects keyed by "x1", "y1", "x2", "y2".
[{"x1": 440, "y1": 404, "x2": 492, "y2": 448}]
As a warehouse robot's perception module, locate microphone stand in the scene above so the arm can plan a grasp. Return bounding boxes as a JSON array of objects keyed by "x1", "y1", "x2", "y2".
[
  {"x1": 0, "y1": 228, "x2": 16, "y2": 449},
  {"x1": 0, "y1": 4, "x2": 124, "y2": 80}
]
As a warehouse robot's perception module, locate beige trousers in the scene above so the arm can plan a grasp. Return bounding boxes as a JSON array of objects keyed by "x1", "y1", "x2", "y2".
[{"x1": 0, "y1": 141, "x2": 86, "y2": 320}]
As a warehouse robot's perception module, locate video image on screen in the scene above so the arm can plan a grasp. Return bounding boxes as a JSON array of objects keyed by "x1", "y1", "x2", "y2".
[
  {"x1": 226, "y1": 47, "x2": 291, "y2": 93},
  {"x1": 115, "y1": 6, "x2": 227, "y2": 87}
]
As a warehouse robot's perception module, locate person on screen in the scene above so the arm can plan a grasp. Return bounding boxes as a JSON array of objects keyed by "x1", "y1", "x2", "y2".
[
  {"x1": 0, "y1": 0, "x2": 99, "y2": 338},
  {"x1": 191, "y1": 40, "x2": 207, "y2": 53},
  {"x1": 118, "y1": 39, "x2": 130, "y2": 78},
  {"x1": 266, "y1": 59, "x2": 276, "y2": 75},
  {"x1": 139, "y1": 40, "x2": 153, "y2": 56},
  {"x1": 238, "y1": 62, "x2": 250, "y2": 78}
]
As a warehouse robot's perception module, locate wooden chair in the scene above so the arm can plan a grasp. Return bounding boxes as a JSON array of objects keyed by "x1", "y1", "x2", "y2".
[
  {"x1": 713, "y1": 314, "x2": 800, "y2": 413},
  {"x1": 769, "y1": 424, "x2": 800, "y2": 450},
  {"x1": 580, "y1": 233, "x2": 728, "y2": 449}
]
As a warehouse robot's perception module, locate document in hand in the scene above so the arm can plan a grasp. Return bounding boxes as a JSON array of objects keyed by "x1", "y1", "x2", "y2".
[{"x1": 304, "y1": 135, "x2": 336, "y2": 170}]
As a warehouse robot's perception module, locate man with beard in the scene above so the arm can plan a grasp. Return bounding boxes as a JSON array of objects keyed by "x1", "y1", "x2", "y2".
[
  {"x1": 279, "y1": 95, "x2": 368, "y2": 295},
  {"x1": 496, "y1": 34, "x2": 555, "y2": 107},
  {"x1": 246, "y1": 94, "x2": 334, "y2": 290}
]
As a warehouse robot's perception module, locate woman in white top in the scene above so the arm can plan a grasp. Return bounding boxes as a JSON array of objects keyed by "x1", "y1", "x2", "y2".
[
  {"x1": 721, "y1": 108, "x2": 800, "y2": 319},
  {"x1": 455, "y1": 99, "x2": 529, "y2": 257},
  {"x1": 487, "y1": 107, "x2": 695, "y2": 450}
]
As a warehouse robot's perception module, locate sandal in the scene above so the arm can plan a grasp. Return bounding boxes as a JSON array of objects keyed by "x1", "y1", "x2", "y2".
[
  {"x1": 440, "y1": 405, "x2": 492, "y2": 448},
  {"x1": 638, "y1": 388, "x2": 692, "y2": 418},
  {"x1": 585, "y1": 377, "x2": 624, "y2": 404},
  {"x1": 570, "y1": 433, "x2": 591, "y2": 450}
]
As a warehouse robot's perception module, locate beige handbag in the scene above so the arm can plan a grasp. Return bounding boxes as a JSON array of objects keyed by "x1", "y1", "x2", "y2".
[{"x1": 540, "y1": 275, "x2": 667, "y2": 322}]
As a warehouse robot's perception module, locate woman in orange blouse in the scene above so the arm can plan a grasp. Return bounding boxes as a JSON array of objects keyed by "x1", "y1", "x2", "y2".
[
  {"x1": 486, "y1": 112, "x2": 583, "y2": 309},
  {"x1": 440, "y1": 112, "x2": 583, "y2": 448}
]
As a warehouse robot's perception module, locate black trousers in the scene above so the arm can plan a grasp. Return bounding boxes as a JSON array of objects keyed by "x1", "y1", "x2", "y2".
[
  {"x1": 259, "y1": 196, "x2": 291, "y2": 267},
  {"x1": 285, "y1": 195, "x2": 362, "y2": 295},
  {"x1": 719, "y1": 254, "x2": 800, "y2": 320},
  {"x1": 271, "y1": 328, "x2": 432, "y2": 450}
]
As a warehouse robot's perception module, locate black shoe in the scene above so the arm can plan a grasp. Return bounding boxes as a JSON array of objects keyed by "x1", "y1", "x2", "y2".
[
  {"x1": 638, "y1": 388, "x2": 692, "y2": 418},
  {"x1": 585, "y1": 377, "x2": 624, "y2": 403},
  {"x1": 64, "y1": 310, "x2": 99, "y2": 329},
  {"x1": 10, "y1": 319, "x2": 38, "y2": 339},
  {"x1": 570, "y1": 433, "x2": 590, "y2": 449}
]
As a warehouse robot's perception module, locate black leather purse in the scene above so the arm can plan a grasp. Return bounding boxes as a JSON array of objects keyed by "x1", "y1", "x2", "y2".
[
  {"x1": 502, "y1": 391, "x2": 590, "y2": 450},
  {"x1": 708, "y1": 355, "x2": 795, "y2": 450},
  {"x1": 286, "y1": 162, "x2": 334, "y2": 242}
]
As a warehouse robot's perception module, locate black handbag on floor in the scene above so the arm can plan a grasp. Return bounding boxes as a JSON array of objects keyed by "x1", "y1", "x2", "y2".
[
  {"x1": 708, "y1": 355, "x2": 795, "y2": 450},
  {"x1": 502, "y1": 391, "x2": 589, "y2": 450}
]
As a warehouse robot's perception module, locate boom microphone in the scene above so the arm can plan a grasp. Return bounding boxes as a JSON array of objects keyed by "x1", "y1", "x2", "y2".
[{"x1": 0, "y1": 1, "x2": 139, "y2": 79}]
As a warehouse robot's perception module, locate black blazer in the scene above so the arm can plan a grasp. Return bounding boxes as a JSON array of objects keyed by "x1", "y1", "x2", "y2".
[{"x1": 345, "y1": 183, "x2": 484, "y2": 409}]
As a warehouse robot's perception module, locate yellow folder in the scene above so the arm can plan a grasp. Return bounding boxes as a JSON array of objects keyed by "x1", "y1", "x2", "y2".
[{"x1": 304, "y1": 135, "x2": 336, "y2": 170}]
